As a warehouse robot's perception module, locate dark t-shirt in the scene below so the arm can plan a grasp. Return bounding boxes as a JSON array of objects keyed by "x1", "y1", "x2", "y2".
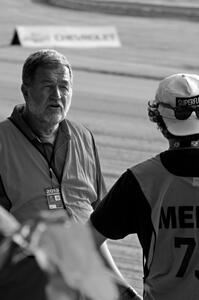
[{"x1": 90, "y1": 148, "x2": 199, "y2": 261}]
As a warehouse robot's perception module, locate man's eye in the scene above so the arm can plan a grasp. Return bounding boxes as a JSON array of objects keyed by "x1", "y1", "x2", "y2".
[{"x1": 60, "y1": 85, "x2": 69, "y2": 91}]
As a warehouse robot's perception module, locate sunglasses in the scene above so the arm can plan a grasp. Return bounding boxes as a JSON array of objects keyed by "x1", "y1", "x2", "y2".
[{"x1": 159, "y1": 102, "x2": 199, "y2": 120}]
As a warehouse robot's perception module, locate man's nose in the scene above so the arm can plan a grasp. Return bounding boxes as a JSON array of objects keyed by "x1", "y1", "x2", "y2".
[{"x1": 51, "y1": 86, "x2": 61, "y2": 98}]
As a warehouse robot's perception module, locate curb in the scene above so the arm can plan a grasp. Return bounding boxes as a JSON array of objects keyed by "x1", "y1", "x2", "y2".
[{"x1": 47, "y1": 0, "x2": 199, "y2": 21}]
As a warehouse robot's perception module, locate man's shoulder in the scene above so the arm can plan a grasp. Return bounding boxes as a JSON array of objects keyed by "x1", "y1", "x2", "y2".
[
  {"x1": 0, "y1": 119, "x2": 16, "y2": 143},
  {"x1": 129, "y1": 154, "x2": 165, "y2": 179},
  {"x1": 66, "y1": 119, "x2": 92, "y2": 137},
  {"x1": 130, "y1": 155, "x2": 160, "y2": 169},
  {"x1": 0, "y1": 118, "x2": 12, "y2": 130}
]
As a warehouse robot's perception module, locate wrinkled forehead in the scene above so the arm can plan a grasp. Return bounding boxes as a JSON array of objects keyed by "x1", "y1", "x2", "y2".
[
  {"x1": 32, "y1": 65, "x2": 72, "y2": 84},
  {"x1": 22, "y1": 51, "x2": 73, "y2": 85},
  {"x1": 23, "y1": 62, "x2": 72, "y2": 85}
]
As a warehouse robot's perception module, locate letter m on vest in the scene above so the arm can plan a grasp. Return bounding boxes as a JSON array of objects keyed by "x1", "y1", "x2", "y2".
[{"x1": 159, "y1": 206, "x2": 177, "y2": 229}]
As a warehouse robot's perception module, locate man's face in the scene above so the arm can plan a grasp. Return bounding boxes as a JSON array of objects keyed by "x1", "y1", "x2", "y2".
[{"x1": 22, "y1": 65, "x2": 72, "y2": 126}]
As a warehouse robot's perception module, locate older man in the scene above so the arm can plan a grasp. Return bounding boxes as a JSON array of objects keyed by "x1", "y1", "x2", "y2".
[
  {"x1": 0, "y1": 49, "x2": 106, "y2": 223},
  {"x1": 0, "y1": 49, "x2": 107, "y2": 300}
]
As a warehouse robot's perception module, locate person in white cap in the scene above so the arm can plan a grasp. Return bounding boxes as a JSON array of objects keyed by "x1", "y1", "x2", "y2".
[{"x1": 88, "y1": 73, "x2": 199, "y2": 300}]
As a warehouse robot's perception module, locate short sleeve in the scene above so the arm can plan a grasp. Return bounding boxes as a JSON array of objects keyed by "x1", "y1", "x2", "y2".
[{"x1": 90, "y1": 169, "x2": 145, "y2": 239}]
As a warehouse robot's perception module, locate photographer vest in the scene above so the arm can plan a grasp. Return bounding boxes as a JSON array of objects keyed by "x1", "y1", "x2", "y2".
[{"x1": 0, "y1": 119, "x2": 99, "y2": 223}]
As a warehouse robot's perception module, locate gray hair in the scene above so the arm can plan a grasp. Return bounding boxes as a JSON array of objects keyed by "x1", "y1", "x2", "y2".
[{"x1": 22, "y1": 49, "x2": 73, "y2": 86}]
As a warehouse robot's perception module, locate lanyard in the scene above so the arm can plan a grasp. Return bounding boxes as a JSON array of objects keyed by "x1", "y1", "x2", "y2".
[{"x1": 41, "y1": 142, "x2": 58, "y2": 187}]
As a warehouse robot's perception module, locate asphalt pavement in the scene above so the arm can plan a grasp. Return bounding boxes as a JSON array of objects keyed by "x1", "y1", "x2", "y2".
[{"x1": 48, "y1": 0, "x2": 199, "y2": 20}]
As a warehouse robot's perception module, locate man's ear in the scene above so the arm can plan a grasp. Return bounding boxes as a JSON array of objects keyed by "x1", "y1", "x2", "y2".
[{"x1": 21, "y1": 84, "x2": 29, "y2": 102}]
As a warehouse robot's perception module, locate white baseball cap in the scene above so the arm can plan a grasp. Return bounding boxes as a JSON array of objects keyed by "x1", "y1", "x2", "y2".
[{"x1": 154, "y1": 73, "x2": 199, "y2": 136}]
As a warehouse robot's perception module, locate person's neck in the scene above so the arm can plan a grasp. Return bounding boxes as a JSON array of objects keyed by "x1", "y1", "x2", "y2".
[
  {"x1": 23, "y1": 111, "x2": 59, "y2": 144},
  {"x1": 169, "y1": 138, "x2": 199, "y2": 150},
  {"x1": 38, "y1": 128, "x2": 58, "y2": 144}
]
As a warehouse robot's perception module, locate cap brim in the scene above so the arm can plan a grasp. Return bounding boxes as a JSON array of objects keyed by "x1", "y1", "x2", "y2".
[
  {"x1": 159, "y1": 105, "x2": 199, "y2": 136},
  {"x1": 162, "y1": 116, "x2": 199, "y2": 136}
]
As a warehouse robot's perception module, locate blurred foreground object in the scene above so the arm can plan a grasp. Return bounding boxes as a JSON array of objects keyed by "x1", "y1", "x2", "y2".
[{"x1": 0, "y1": 206, "x2": 118, "y2": 300}]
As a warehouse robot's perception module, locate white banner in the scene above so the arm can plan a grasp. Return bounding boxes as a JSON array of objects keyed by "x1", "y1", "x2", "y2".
[{"x1": 11, "y1": 26, "x2": 121, "y2": 48}]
